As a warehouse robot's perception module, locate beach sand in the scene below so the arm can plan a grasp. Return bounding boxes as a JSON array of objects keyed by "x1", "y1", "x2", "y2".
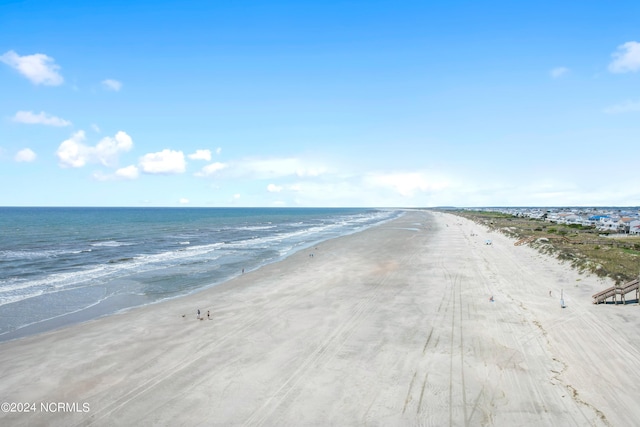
[{"x1": 1, "y1": 210, "x2": 639, "y2": 426}]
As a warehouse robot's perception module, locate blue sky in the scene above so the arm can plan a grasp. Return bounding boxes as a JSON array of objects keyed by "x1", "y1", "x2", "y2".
[{"x1": 2, "y1": 0, "x2": 640, "y2": 207}]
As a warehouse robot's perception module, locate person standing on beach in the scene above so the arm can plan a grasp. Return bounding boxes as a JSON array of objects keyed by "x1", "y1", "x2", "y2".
[
  {"x1": 207, "y1": 310, "x2": 210, "y2": 320},
  {"x1": 197, "y1": 309, "x2": 200, "y2": 319}
]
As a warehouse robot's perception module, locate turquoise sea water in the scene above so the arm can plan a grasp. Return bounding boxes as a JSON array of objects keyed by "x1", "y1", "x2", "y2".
[{"x1": 0, "y1": 207, "x2": 401, "y2": 341}]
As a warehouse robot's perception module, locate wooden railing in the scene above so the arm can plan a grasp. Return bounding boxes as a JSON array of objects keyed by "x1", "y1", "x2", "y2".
[{"x1": 593, "y1": 279, "x2": 640, "y2": 304}]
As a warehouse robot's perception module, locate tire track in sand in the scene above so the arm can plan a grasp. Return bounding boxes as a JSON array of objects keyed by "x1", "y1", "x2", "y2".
[
  {"x1": 82, "y1": 280, "x2": 326, "y2": 426},
  {"x1": 242, "y1": 250, "x2": 414, "y2": 427}
]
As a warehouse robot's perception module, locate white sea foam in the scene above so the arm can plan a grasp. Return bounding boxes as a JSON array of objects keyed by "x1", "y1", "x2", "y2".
[
  {"x1": 90, "y1": 241, "x2": 134, "y2": 247},
  {"x1": 1, "y1": 249, "x2": 73, "y2": 260},
  {"x1": 0, "y1": 240, "x2": 231, "y2": 307},
  {"x1": 238, "y1": 225, "x2": 277, "y2": 231}
]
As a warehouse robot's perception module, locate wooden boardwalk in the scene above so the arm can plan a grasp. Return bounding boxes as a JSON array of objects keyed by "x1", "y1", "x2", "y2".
[{"x1": 592, "y1": 279, "x2": 640, "y2": 304}]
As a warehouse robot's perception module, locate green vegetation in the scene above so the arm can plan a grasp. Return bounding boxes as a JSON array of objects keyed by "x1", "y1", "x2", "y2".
[
  {"x1": 568, "y1": 223, "x2": 589, "y2": 229},
  {"x1": 450, "y1": 210, "x2": 640, "y2": 284},
  {"x1": 463, "y1": 210, "x2": 514, "y2": 219},
  {"x1": 622, "y1": 248, "x2": 640, "y2": 256}
]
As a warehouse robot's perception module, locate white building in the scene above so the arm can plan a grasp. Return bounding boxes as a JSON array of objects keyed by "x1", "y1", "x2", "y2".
[{"x1": 597, "y1": 217, "x2": 620, "y2": 232}]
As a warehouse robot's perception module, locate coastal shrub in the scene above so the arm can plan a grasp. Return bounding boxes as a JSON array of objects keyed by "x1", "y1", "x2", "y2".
[
  {"x1": 622, "y1": 248, "x2": 640, "y2": 256},
  {"x1": 548, "y1": 227, "x2": 557, "y2": 234},
  {"x1": 592, "y1": 265, "x2": 609, "y2": 278},
  {"x1": 558, "y1": 251, "x2": 575, "y2": 261},
  {"x1": 572, "y1": 258, "x2": 590, "y2": 272}
]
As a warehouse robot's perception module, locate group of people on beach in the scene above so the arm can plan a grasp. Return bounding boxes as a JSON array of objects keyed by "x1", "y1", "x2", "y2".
[
  {"x1": 193, "y1": 266, "x2": 248, "y2": 321},
  {"x1": 193, "y1": 265, "x2": 250, "y2": 322},
  {"x1": 196, "y1": 309, "x2": 211, "y2": 320}
]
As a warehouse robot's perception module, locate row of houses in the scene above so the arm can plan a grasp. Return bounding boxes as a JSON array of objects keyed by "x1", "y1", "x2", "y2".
[
  {"x1": 546, "y1": 213, "x2": 640, "y2": 234},
  {"x1": 468, "y1": 207, "x2": 640, "y2": 235}
]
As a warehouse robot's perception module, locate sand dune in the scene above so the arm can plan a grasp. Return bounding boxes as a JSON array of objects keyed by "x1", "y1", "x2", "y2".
[{"x1": 1, "y1": 210, "x2": 637, "y2": 426}]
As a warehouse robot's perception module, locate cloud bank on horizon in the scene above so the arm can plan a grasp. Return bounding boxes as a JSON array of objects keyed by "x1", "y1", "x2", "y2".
[{"x1": 1, "y1": 1, "x2": 640, "y2": 207}]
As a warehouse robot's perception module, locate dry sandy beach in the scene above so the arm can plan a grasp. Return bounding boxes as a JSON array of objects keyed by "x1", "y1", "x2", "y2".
[{"x1": 2, "y1": 210, "x2": 640, "y2": 426}]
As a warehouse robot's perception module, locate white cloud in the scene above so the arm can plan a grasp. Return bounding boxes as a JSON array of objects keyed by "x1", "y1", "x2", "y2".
[
  {"x1": 233, "y1": 194, "x2": 241, "y2": 199},
  {"x1": 101, "y1": 79, "x2": 122, "y2": 91},
  {"x1": 550, "y1": 67, "x2": 569, "y2": 78},
  {"x1": 236, "y1": 157, "x2": 328, "y2": 179},
  {"x1": 115, "y1": 165, "x2": 139, "y2": 179},
  {"x1": 92, "y1": 165, "x2": 139, "y2": 181},
  {"x1": 195, "y1": 162, "x2": 227, "y2": 177},
  {"x1": 603, "y1": 100, "x2": 640, "y2": 114},
  {"x1": 57, "y1": 131, "x2": 89, "y2": 168},
  {"x1": 270, "y1": 179, "x2": 379, "y2": 207},
  {"x1": 216, "y1": 147, "x2": 222, "y2": 155},
  {"x1": 609, "y1": 41, "x2": 640, "y2": 73},
  {"x1": 364, "y1": 172, "x2": 450, "y2": 197},
  {"x1": 95, "y1": 131, "x2": 133, "y2": 167},
  {"x1": 179, "y1": 198, "x2": 189, "y2": 204},
  {"x1": 0, "y1": 50, "x2": 63, "y2": 85},
  {"x1": 56, "y1": 130, "x2": 133, "y2": 168},
  {"x1": 91, "y1": 124, "x2": 101, "y2": 133},
  {"x1": 188, "y1": 149, "x2": 212, "y2": 161},
  {"x1": 267, "y1": 183, "x2": 283, "y2": 192},
  {"x1": 245, "y1": 158, "x2": 299, "y2": 178},
  {"x1": 12, "y1": 110, "x2": 71, "y2": 127},
  {"x1": 91, "y1": 171, "x2": 110, "y2": 181},
  {"x1": 139, "y1": 149, "x2": 186, "y2": 174},
  {"x1": 193, "y1": 157, "x2": 329, "y2": 181},
  {"x1": 15, "y1": 148, "x2": 36, "y2": 162}
]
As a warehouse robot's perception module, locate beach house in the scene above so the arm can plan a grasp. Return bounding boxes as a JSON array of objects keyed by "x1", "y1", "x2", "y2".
[
  {"x1": 597, "y1": 217, "x2": 620, "y2": 232},
  {"x1": 617, "y1": 217, "x2": 633, "y2": 234}
]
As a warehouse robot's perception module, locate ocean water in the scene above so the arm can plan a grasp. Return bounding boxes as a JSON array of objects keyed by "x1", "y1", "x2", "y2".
[{"x1": 0, "y1": 207, "x2": 401, "y2": 341}]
